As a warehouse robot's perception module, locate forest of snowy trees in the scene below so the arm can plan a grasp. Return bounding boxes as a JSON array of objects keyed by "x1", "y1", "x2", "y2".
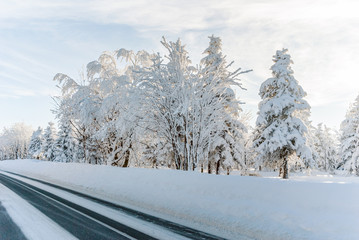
[
  {"x1": 0, "y1": 123, "x2": 33, "y2": 160},
  {"x1": 0, "y1": 36, "x2": 358, "y2": 178}
]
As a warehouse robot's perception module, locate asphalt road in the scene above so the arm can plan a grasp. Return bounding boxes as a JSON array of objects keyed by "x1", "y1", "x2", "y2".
[
  {"x1": 0, "y1": 173, "x2": 155, "y2": 240},
  {"x1": 0, "y1": 172, "x2": 225, "y2": 240},
  {"x1": 0, "y1": 202, "x2": 27, "y2": 240}
]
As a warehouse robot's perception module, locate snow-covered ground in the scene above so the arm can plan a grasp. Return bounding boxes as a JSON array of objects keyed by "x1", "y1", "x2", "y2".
[{"x1": 1, "y1": 159, "x2": 358, "y2": 240}]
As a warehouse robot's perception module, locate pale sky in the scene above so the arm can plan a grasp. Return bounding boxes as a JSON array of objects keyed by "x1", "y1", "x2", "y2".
[{"x1": 1, "y1": 0, "x2": 359, "y2": 131}]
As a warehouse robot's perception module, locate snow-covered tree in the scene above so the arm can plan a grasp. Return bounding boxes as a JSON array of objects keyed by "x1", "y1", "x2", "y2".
[
  {"x1": 28, "y1": 127, "x2": 44, "y2": 159},
  {"x1": 54, "y1": 70, "x2": 104, "y2": 164},
  {"x1": 339, "y1": 95, "x2": 359, "y2": 175},
  {"x1": 42, "y1": 122, "x2": 57, "y2": 161},
  {"x1": 91, "y1": 49, "x2": 154, "y2": 167},
  {"x1": 303, "y1": 119, "x2": 319, "y2": 169},
  {"x1": 51, "y1": 35, "x2": 250, "y2": 174},
  {"x1": 54, "y1": 48, "x2": 154, "y2": 166},
  {"x1": 313, "y1": 123, "x2": 338, "y2": 172},
  {"x1": 54, "y1": 120, "x2": 77, "y2": 162},
  {"x1": 198, "y1": 35, "x2": 250, "y2": 174},
  {"x1": 137, "y1": 36, "x2": 250, "y2": 174},
  {"x1": 253, "y1": 49, "x2": 312, "y2": 179},
  {"x1": 0, "y1": 123, "x2": 33, "y2": 160},
  {"x1": 137, "y1": 38, "x2": 194, "y2": 170}
]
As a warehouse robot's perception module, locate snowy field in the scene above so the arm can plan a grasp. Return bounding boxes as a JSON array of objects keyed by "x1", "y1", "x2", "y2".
[{"x1": 0, "y1": 159, "x2": 358, "y2": 240}]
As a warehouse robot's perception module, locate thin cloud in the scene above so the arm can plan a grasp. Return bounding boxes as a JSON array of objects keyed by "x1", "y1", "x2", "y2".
[{"x1": 0, "y1": 0, "x2": 358, "y2": 128}]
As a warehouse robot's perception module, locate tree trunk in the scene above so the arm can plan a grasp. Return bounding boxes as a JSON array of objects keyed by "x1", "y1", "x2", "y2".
[
  {"x1": 282, "y1": 157, "x2": 288, "y2": 179},
  {"x1": 279, "y1": 149, "x2": 289, "y2": 179},
  {"x1": 122, "y1": 143, "x2": 131, "y2": 168},
  {"x1": 122, "y1": 155, "x2": 129, "y2": 168},
  {"x1": 216, "y1": 161, "x2": 220, "y2": 175},
  {"x1": 172, "y1": 143, "x2": 181, "y2": 170},
  {"x1": 183, "y1": 159, "x2": 188, "y2": 171}
]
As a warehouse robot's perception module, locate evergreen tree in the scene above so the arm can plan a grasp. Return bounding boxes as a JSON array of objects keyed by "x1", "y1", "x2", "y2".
[
  {"x1": 313, "y1": 123, "x2": 338, "y2": 173},
  {"x1": 42, "y1": 122, "x2": 57, "y2": 161},
  {"x1": 339, "y1": 95, "x2": 359, "y2": 175},
  {"x1": 54, "y1": 120, "x2": 77, "y2": 162},
  {"x1": 28, "y1": 127, "x2": 44, "y2": 159},
  {"x1": 198, "y1": 35, "x2": 249, "y2": 174},
  {"x1": 293, "y1": 106, "x2": 318, "y2": 170},
  {"x1": 253, "y1": 49, "x2": 311, "y2": 179}
]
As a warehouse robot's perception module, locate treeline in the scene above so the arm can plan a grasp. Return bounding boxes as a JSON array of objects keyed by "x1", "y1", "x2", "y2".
[
  {"x1": 0, "y1": 123, "x2": 33, "y2": 160},
  {"x1": 1, "y1": 36, "x2": 358, "y2": 178}
]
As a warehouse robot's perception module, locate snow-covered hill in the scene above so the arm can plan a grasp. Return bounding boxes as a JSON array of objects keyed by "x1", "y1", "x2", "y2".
[{"x1": 0, "y1": 159, "x2": 358, "y2": 240}]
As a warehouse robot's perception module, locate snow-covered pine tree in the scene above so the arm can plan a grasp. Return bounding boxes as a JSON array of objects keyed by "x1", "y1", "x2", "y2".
[
  {"x1": 238, "y1": 112, "x2": 257, "y2": 172},
  {"x1": 54, "y1": 120, "x2": 77, "y2": 162},
  {"x1": 28, "y1": 127, "x2": 44, "y2": 159},
  {"x1": 339, "y1": 95, "x2": 359, "y2": 175},
  {"x1": 293, "y1": 105, "x2": 318, "y2": 170},
  {"x1": 253, "y1": 49, "x2": 311, "y2": 179},
  {"x1": 42, "y1": 122, "x2": 57, "y2": 161},
  {"x1": 323, "y1": 125, "x2": 338, "y2": 173},
  {"x1": 198, "y1": 35, "x2": 249, "y2": 175},
  {"x1": 313, "y1": 123, "x2": 338, "y2": 173},
  {"x1": 303, "y1": 118, "x2": 319, "y2": 170}
]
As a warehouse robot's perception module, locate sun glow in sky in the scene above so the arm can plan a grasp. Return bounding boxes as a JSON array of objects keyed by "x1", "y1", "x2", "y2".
[{"x1": 1, "y1": 0, "x2": 359, "y2": 131}]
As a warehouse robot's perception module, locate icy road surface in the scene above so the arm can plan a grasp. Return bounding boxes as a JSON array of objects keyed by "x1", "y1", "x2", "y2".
[{"x1": 0, "y1": 171, "x2": 225, "y2": 240}]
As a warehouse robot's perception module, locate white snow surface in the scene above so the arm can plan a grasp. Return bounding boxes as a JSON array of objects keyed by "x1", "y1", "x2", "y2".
[{"x1": 1, "y1": 159, "x2": 359, "y2": 240}]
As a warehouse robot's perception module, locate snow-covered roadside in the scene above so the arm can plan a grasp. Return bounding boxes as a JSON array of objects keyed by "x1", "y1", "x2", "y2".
[
  {"x1": 1, "y1": 159, "x2": 359, "y2": 240},
  {"x1": 0, "y1": 183, "x2": 76, "y2": 240}
]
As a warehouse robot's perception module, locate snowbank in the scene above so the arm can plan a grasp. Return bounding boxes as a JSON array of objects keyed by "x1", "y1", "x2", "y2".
[{"x1": 1, "y1": 159, "x2": 358, "y2": 240}]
